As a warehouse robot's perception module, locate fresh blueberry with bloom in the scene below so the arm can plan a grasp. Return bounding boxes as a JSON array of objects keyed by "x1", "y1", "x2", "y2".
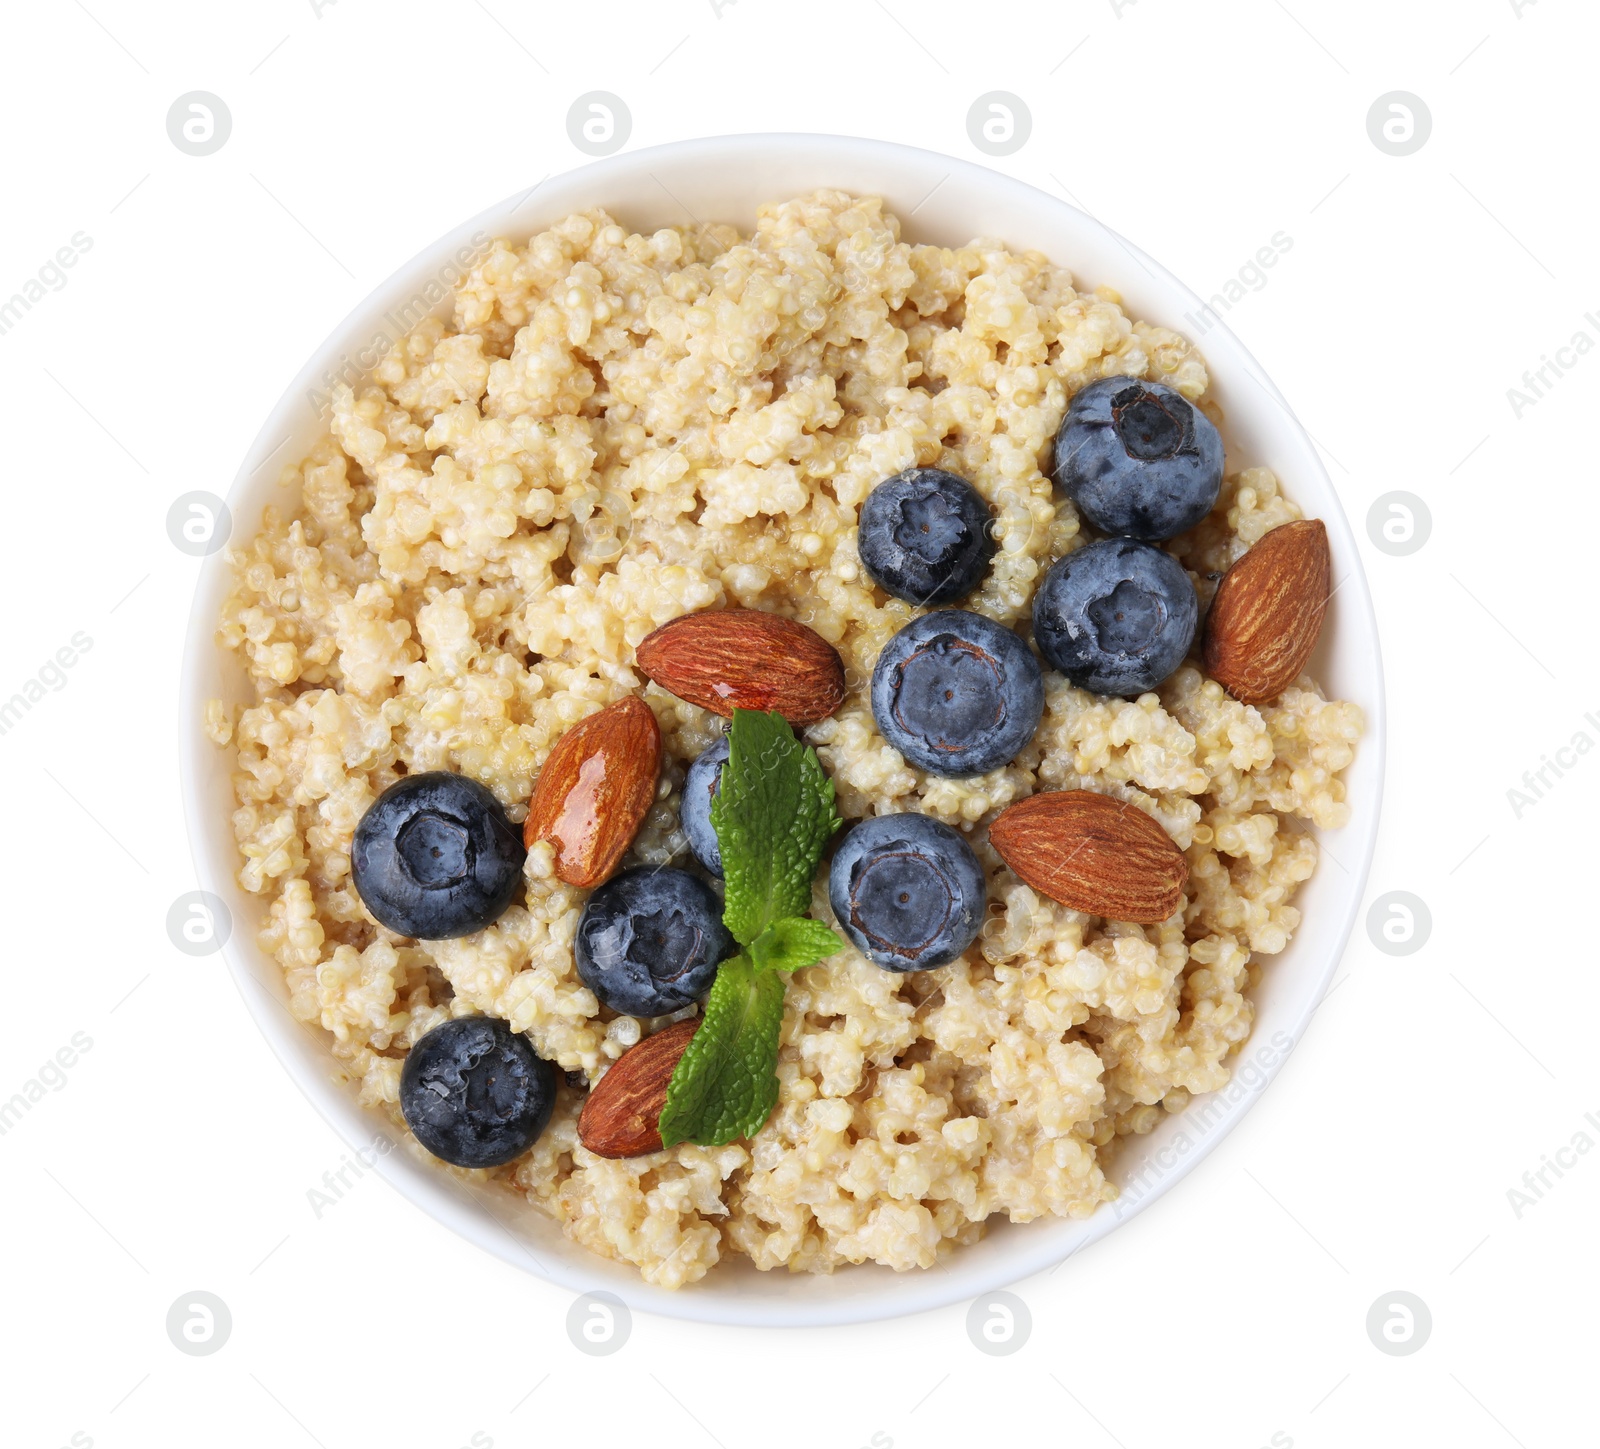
[
  {"x1": 857, "y1": 467, "x2": 997, "y2": 605},
  {"x1": 575, "y1": 866, "x2": 737, "y2": 1017},
  {"x1": 1032, "y1": 538, "x2": 1198, "y2": 697},
  {"x1": 399, "y1": 1016, "x2": 556, "y2": 1168},
  {"x1": 681, "y1": 736, "x2": 730, "y2": 877},
  {"x1": 871, "y1": 609, "x2": 1044, "y2": 776},
  {"x1": 351, "y1": 771, "x2": 525, "y2": 939},
  {"x1": 828, "y1": 814, "x2": 986, "y2": 972},
  {"x1": 1054, "y1": 377, "x2": 1223, "y2": 541}
]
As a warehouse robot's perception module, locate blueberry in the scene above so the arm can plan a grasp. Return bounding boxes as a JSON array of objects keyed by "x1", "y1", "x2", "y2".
[
  {"x1": 870, "y1": 609, "x2": 1044, "y2": 776},
  {"x1": 352, "y1": 772, "x2": 525, "y2": 939},
  {"x1": 1032, "y1": 538, "x2": 1198, "y2": 696},
  {"x1": 857, "y1": 467, "x2": 997, "y2": 605},
  {"x1": 1054, "y1": 377, "x2": 1223, "y2": 541},
  {"x1": 399, "y1": 1016, "x2": 556, "y2": 1169},
  {"x1": 574, "y1": 867, "x2": 736, "y2": 1017},
  {"x1": 681, "y1": 737, "x2": 729, "y2": 877},
  {"x1": 828, "y1": 814, "x2": 986, "y2": 972}
]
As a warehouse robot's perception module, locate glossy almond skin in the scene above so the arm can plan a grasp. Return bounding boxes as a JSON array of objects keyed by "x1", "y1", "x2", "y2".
[
  {"x1": 989, "y1": 789, "x2": 1189, "y2": 924},
  {"x1": 524, "y1": 696, "x2": 661, "y2": 889},
  {"x1": 636, "y1": 609, "x2": 846, "y2": 725},
  {"x1": 1204, "y1": 519, "x2": 1331, "y2": 706},
  {"x1": 577, "y1": 1018, "x2": 699, "y2": 1158}
]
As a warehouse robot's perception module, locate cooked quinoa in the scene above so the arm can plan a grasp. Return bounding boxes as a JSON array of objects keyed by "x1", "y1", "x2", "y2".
[{"x1": 213, "y1": 190, "x2": 1363, "y2": 1286}]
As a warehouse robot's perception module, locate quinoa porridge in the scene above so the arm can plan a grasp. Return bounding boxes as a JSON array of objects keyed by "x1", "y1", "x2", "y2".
[{"x1": 213, "y1": 189, "x2": 1363, "y2": 1287}]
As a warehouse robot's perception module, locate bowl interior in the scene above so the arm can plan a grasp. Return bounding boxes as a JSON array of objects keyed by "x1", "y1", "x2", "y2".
[{"x1": 180, "y1": 133, "x2": 1384, "y2": 1327}]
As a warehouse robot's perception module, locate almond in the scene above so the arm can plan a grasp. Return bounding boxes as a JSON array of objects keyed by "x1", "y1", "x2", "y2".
[
  {"x1": 988, "y1": 789, "x2": 1189, "y2": 924},
  {"x1": 577, "y1": 1017, "x2": 699, "y2": 1158},
  {"x1": 524, "y1": 695, "x2": 661, "y2": 889},
  {"x1": 636, "y1": 609, "x2": 846, "y2": 725},
  {"x1": 1203, "y1": 519, "x2": 1331, "y2": 706}
]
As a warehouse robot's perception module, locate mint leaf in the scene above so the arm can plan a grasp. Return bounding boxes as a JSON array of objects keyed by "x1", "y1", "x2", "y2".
[
  {"x1": 749, "y1": 917, "x2": 844, "y2": 974},
  {"x1": 657, "y1": 954, "x2": 786, "y2": 1148},
  {"x1": 659, "y1": 707, "x2": 843, "y2": 1148},
  {"x1": 710, "y1": 709, "x2": 841, "y2": 946}
]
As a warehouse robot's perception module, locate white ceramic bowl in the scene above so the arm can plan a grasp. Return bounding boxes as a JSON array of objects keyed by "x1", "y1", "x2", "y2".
[{"x1": 180, "y1": 133, "x2": 1385, "y2": 1327}]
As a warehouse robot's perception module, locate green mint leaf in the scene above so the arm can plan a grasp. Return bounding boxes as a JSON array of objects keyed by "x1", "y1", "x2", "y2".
[
  {"x1": 710, "y1": 708, "x2": 841, "y2": 947},
  {"x1": 657, "y1": 954, "x2": 785, "y2": 1148},
  {"x1": 662, "y1": 708, "x2": 842, "y2": 1147},
  {"x1": 749, "y1": 917, "x2": 845, "y2": 975}
]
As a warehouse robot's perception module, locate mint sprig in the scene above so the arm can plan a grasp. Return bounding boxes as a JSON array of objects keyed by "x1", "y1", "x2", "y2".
[{"x1": 658, "y1": 709, "x2": 843, "y2": 1148}]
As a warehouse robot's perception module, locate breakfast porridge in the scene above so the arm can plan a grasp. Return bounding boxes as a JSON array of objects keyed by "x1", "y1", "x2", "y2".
[{"x1": 212, "y1": 189, "x2": 1362, "y2": 1287}]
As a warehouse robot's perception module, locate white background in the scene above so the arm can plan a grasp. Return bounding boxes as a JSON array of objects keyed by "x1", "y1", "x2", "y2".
[{"x1": 0, "y1": 1, "x2": 1591, "y2": 1445}]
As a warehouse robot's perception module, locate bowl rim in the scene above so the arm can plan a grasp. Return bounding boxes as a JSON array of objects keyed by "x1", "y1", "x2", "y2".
[{"x1": 179, "y1": 130, "x2": 1386, "y2": 1327}]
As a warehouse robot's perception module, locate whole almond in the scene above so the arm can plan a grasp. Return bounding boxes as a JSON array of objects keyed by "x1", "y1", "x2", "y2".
[
  {"x1": 1204, "y1": 519, "x2": 1331, "y2": 706},
  {"x1": 636, "y1": 609, "x2": 846, "y2": 725},
  {"x1": 578, "y1": 1017, "x2": 700, "y2": 1158},
  {"x1": 989, "y1": 789, "x2": 1189, "y2": 924},
  {"x1": 524, "y1": 695, "x2": 661, "y2": 889}
]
